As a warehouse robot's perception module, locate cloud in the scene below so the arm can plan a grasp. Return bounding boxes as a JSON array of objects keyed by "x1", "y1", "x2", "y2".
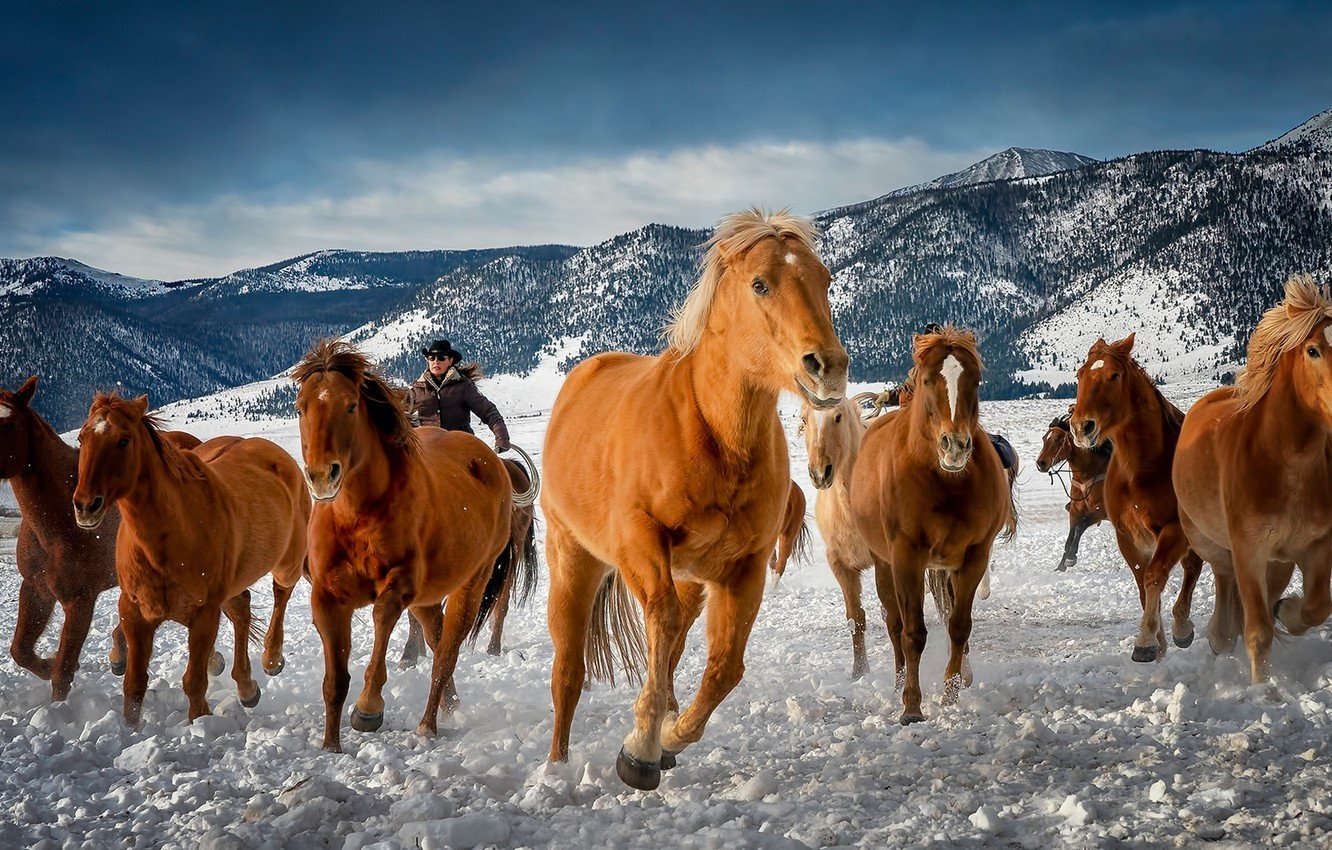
[{"x1": 26, "y1": 137, "x2": 989, "y2": 280}]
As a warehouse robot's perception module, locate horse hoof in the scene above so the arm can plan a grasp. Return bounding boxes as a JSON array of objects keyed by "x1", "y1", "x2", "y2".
[
  {"x1": 263, "y1": 657, "x2": 286, "y2": 676},
  {"x1": 660, "y1": 749, "x2": 679, "y2": 771},
  {"x1": 110, "y1": 658, "x2": 127, "y2": 676},
  {"x1": 615, "y1": 747, "x2": 662, "y2": 791},
  {"x1": 397, "y1": 657, "x2": 418, "y2": 671},
  {"x1": 1131, "y1": 645, "x2": 1159, "y2": 663},
  {"x1": 350, "y1": 708, "x2": 383, "y2": 733},
  {"x1": 241, "y1": 687, "x2": 261, "y2": 709},
  {"x1": 1055, "y1": 561, "x2": 1070, "y2": 572},
  {"x1": 899, "y1": 712, "x2": 927, "y2": 726},
  {"x1": 208, "y1": 652, "x2": 225, "y2": 676},
  {"x1": 1173, "y1": 631, "x2": 1195, "y2": 649}
]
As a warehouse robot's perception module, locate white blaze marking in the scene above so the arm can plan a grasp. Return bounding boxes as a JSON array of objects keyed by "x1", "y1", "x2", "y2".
[
  {"x1": 784, "y1": 252, "x2": 796, "y2": 265},
  {"x1": 1324, "y1": 326, "x2": 1332, "y2": 346},
  {"x1": 1090, "y1": 359, "x2": 1105, "y2": 370},
  {"x1": 93, "y1": 418, "x2": 108, "y2": 434},
  {"x1": 0, "y1": 405, "x2": 10, "y2": 419},
  {"x1": 941, "y1": 354, "x2": 964, "y2": 420},
  {"x1": 318, "y1": 389, "x2": 330, "y2": 402}
]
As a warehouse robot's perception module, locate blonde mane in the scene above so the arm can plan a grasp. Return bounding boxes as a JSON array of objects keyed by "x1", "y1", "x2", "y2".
[
  {"x1": 912, "y1": 324, "x2": 983, "y2": 373},
  {"x1": 1236, "y1": 274, "x2": 1332, "y2": 411},
  {"x1": 665, "y1": 207, "x2": 820, "y2": 354}
]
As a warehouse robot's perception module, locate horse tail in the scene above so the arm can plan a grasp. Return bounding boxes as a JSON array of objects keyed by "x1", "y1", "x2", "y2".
[
  {"x1": 470, "y1": 538, "x2": 514, "y2": 644},
  {"x1": 510, "y1": 513, "x2": 540, "y2": 609},
  {"x1": 585, "y1": 572, "x2": 646, "y2": 687},
  {"x1": 927, "y1": 569, "x2": 953, "y2": 622},
  {"x1": 791, "y1": 517, "x2": 813, "y2": 570},
  {"x1": 1001, "y1": 467, "x2": 1020, "y2": 544}
]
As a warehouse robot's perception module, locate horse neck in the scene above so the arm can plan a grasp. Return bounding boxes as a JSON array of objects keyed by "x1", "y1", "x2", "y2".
[
  {"x1": 10, "y1": 412, "x2": 79, "y2": 517},
  {"x1": 1250, "y1": 355, "x2": 1331, "y2": 456},
  {"x1": 115, "y1": 432, "x2": 198, "y2": 530},
  {"x1": 1106, "y1": 370, "x2": 1173, "y2": 466},
  {"x1": 829, "y1": 418, "x2": 865, "y2": 498},
  {"x1": 681, "y1": 337, "x2": 779, "y2": 465}
]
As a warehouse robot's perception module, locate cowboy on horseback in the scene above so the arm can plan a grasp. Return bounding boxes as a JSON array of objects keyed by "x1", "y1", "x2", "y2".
[{"x1": 407, "y1": 339, "x2": 511, "y2": 453}]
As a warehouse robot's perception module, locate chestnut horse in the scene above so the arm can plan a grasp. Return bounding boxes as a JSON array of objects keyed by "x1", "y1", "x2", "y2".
[
  {"x1": 1069, "y1": 334, "x2": 1203, "y2": 662},
  {"x1": 293, "y1": 340, "x2": 526, "y2": 752},
  {"x1": 1174, "y1": 275, "x2": 1332, "y2": 682},
  {"x1": 1035, "y1": 411, "x2": 1111, "y2": 572},
  {"x1": 766, "y1": 481, "x2": 811, "y2": 581},
  {"x1": 399, "y1": 455, "x2": 540, "y2": 665},
  {"x1": 0, "y1": 377, "x2": 202, "y2": 701},
  {"x1": 850, "y1": 326, "x2": 1015, "y2": 723},
  {"x1": 72, "y1": 394, "x2": 307, "y2": 724},
  {"x1": 543, "y1": 208, "x2": 847, "y2": 790}
]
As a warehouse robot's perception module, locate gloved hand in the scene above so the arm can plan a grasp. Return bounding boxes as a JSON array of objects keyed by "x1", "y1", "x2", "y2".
[{"x1": 495, "y1": 436, "x2": 511, "y2": 453}]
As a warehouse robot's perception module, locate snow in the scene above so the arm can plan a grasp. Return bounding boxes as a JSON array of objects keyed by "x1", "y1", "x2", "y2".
[
  {"x1": 1260, "y1": 108, "x2": 1332, "y2": 152},
  {"x1": 2, "y1": 383, "x2": 1332, "y2": 848}
]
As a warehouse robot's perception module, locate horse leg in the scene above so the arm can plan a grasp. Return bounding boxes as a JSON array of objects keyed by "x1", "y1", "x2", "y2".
[
  {"x1": 1207, "y1": 555, "x2": 1240, "y2": 655},
  {"x1": 486, "y1": 563, "x2": 517, "y2": 657},
  {"x1": 50, "y1": 594, "x2": 98, "y2": 702},
  {"x1": 1275, "y1": 548, "x2": 1332, "y2": 636},
  {"x1": 351, "y1": 571, "x2": 410, "y2": 733},
  {"x1": 398, "y1": 607, "x2": 431, "y2": 670},
  {"x1": 183, "y1": 606, "x2": 223, "y2": 722},
  {"x1": 261, "y1": 575, "x2": 297, "y2": 677},
  {"x1": 417, "y1": 573, "x2": 488, "y2": 736},
  {"x1": 1232, "y1": 540, "x2": 1276, "y2": 683},
  {"x1": 118, "y1": 596, "x2": 157, "y2": 727},
  {"x1": 1133, "y1": 526, "x2": 1189, "y2": 662},
  {"x1": 1058, "y1": 514, "x2": 1091, "y2": 572},
  {"x1": 109, "y1": 620, "x2": 127, "y2": 676},
  {"x1": 311, "y1": 588, "x2": 353, "y2": 752},
  {"x1": 830, "y1": 559, "x2": 867, "y2": 680},
  {"x1": 658, "y1": 557, "x2": 765, "y2": 762},
  {"x1": 1171, "y1": 549, "x2": 1204, "y2": 648},
  {"x1": 666, "y1": 580, "x2": 706, "y2": 713},
  {"x1": 222, "y1": 591, "x2": 260, "y2": 708},
  {"x1": 890, "y1": 543, "x2": 928, "y2": 724},
  {"x1": 545, "y1": 520, "x2": 606, "y2": 764},
  {"x1": 942, "y1": 549, "x2": 987, "y2": 706},
  {"x1": 11, "y1": 579, "x2": 56, "y2": 680},
  {"x1": 872, "y1": 556, "x2": 905, "y2": 689}
]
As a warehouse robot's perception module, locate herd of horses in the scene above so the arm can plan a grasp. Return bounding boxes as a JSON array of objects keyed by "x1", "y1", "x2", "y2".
[{"x1": 2, "y1": 208, "x2": 1330, "y2": 792}]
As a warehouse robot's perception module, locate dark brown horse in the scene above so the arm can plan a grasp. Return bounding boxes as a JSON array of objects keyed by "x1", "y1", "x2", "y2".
[
  {"x1": 1036, "y1": 411, "x2": 1111, "y2": 572},
  {"x1": 293, "y1": 340, "x2": 528, "y2": 752},
  {"x1": 850, "y1": 327, "x2": 1016, "y2": 723},
  {"x1": 0, "y1": 377, "x2": 201, "y2": 701},
  {"x1": 73, "y1": 393, "x2": 308, "y2": 724},
  {"x1": 399, "y1": 455, "x2": 540, "y2": 666},
  {"x1": 1069, "y1": 334, "x2": 1203, "y2": 662}
]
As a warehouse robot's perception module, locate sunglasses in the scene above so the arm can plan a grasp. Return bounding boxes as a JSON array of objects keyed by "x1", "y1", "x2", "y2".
[{"x1": 426, "y1": 353, "x2": 451, "y2": 361}]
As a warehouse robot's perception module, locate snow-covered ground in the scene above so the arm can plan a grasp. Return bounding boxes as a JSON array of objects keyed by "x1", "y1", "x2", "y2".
[{"x1": 2, "y1": 380, "x2": 1331, "y2": 850}]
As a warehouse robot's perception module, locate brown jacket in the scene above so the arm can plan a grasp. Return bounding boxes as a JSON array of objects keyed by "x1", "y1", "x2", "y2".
[{"x1": 407, "y1": 367, "x2": 509, "y2": 443}]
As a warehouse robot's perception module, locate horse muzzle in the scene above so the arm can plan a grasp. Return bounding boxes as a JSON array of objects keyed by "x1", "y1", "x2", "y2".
[
  {"x1": 809, "y1": 462, "x2": 835, "y2": 490},
  {"x1": 304, "y1": 462, "x2": 344, "y2": 502},
  {"x1": 1070, "y1": 419, "x2": 1100, "y2": 450},
  {"x1": 73, "y1": 495, "x2": 108, "y2": 529},
  {"x1": 937, "y1": 433, "x2": 973, "y2": 474}
]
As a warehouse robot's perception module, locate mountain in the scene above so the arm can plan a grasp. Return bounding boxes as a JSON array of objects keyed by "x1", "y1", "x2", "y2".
[
  {"x1": 879, "y1": 147, "x2": 1097, "y2": 199},
  {"x1": 0, "y1": 247, "x2": 577, "y2": 429},
  {"x1": 1258, "y1": 108, "x2": 1332, "y2": 152}
]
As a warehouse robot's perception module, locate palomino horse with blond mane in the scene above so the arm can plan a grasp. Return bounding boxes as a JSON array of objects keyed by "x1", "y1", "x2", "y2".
[
  {"x1": 72, "y1": 394, "x2": 308, "y2": 724},
  {"x1": 1069, "y1": 334, "x2": 1203, "y2": 662},
  {"x1": 1035, "y1": 411, "x2": 1112, "y2": 572},
  {"x1": 0, "y1": 377, "x2": 201, "y2": 701},
  {"x1": 293, "y1": 340, "x2": 530, "y2": 751},
  {"x1": 542, "y1": 208, "x2": 848, "y2": 790},
  {"x1": 850, "y1": 326, "x2": 1015, "y2": 724},
  {"x1": 1175, "y1": 275, "x2": 1332, "y2": 682}
]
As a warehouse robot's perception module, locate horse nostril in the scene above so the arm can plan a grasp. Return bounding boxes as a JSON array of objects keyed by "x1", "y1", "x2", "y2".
[
  {"x1": 802, "y1": 352, "x2": 824, "y2": 380},
  {"x1": 823, "y1": 464, "x2": 833, "y2": 483},
  {"x1": 88, "y1": 495, "x2": 104, "y2": 514},
  {"x1": 328, "y1": 462, "x2": 342, "y2": 482},
  {"x1": 1081, "y1": 421, "x2": 1096, "y2": 438}
]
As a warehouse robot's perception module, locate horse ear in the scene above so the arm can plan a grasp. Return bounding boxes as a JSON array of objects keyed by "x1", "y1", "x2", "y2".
[
  {"x1": 15, "y1": 376, "x2": 37, "y2": 405},
  {"x1": 1112, "y1": 333, "x2": 1136, "y2": 355},
  {"x1": 130, "y1": 395, "x2": 150, "y2": 416}
]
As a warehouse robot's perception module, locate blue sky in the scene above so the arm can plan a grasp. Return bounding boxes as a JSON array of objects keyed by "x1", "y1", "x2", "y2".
[{"x1": 2, "y1": 0, "x2": 1328, "y2": 279}]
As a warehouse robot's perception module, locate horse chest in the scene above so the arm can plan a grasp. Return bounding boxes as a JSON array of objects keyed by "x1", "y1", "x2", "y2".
[{"x1": 669, "y1": 485, "x2": 781, "y2": 572}]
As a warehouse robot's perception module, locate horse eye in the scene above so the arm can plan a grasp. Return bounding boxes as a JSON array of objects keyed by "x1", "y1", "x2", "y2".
[
  {"x1": 1109, "y1": 373, "x2": 1120, "y2": 381},
  {"x1": 834, "y1": 413, "x2": 842, "y2": 423},
  {"x1": 1308, "y1": 346, "x2": 1321, "y2": 359},
  {"x1": 751, "y1": 278, "x2": 770, "y2": 296},
  {"x1": 117, "y1": 437, "x2": 129, "y2": 449},
  {"x1": 347, "y1": 403, "x2": 357, "y2": 414}
]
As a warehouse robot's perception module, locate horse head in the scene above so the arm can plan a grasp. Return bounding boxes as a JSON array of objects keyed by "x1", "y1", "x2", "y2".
[
  {"x1": 73, "y1": 393, "x2": 151, "y2": 528},
  {"x1": 0, "y1": 376, "x2": 39, "y2": 479},
  {"x1": 910, "y1": 325, "x2": 983, "y2": 474},
  {"x1": 1070, "y1": 334, "x2": 1136, "y2": 450}
]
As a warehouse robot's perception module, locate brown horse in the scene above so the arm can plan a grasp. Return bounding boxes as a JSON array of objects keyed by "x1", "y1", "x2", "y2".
[
  {"x1": 0, "y1": 378, "x2": 201, "y2": 701},
  {"x1": 399, "y1": 455, "x2": 541, "y2": 666},
  {"x1": 542, "y1": 208, "x2": 847, "y2": 790},
  {"x1": 850, "y1": 326, "x2": 1015, "y2": 724},
  {"x1": 1174, "y1": 275, "x2": 1332, "y2": 682},
  {"x1": 1036, "y1": 411, "x2": 1112, "y2": 572},
  {"x1": 72, "y1": 393, "x2": 307, "y2": 724},
  {"x1": 1069, "y1": 334, "x2": 1203, "y2": 662},
  {"x1": 766, "y1": 481, "x2": 811, "y2": 580},
  {"x1": 293, "y1": 340, "x2": 526, "y2": 752}
]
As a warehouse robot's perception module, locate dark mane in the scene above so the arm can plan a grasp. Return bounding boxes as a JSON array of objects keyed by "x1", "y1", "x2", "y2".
[{"x1": 293, "y1": 339, "x2": 418, "y2": 452}]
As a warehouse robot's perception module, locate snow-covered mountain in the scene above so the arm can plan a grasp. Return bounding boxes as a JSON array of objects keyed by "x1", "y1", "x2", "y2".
[
  {"x1": 0, "y1": 257, "x2": 170, "y2": 299},
  {"x1": 1258, "y1": 107, "x2": 1332, "y2": 152},
  {"x1": 880, "y1": 147, "x2": 1097, "y2": 198}
]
